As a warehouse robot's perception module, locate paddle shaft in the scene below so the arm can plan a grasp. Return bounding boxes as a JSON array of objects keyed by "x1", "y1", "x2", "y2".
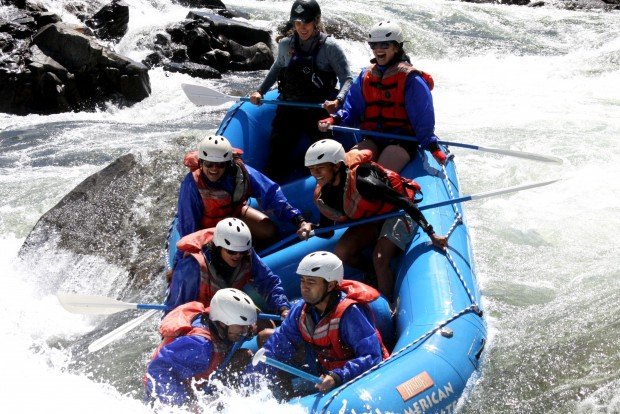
[
  {"x1": 260, "y1": 355, "x2": 323, "y2": 384},
  {"x1": 239, "y1": 97, "x2": 324, "y2": 109},
  {"x1": 330, "y1": 125, "x2": 563, "y2": 164},
  {"x1": 258, "y1": 178, "x2": 559, "y2": 256}
]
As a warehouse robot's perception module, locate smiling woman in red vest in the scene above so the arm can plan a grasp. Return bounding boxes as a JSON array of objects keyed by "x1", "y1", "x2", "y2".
[
  {"x1": 165, "y1": 218, "x2": 290, "y2": 326},
  {"x1": 318, "y1": 20, "x2": 447, "y2": 173},
  {"x1": 303, "y1": 139, "x2": 447, "y2": 299}
]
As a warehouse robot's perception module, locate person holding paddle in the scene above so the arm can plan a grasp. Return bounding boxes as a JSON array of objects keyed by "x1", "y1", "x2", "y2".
[
  {"x1": 258, "y1": 251, "x2": 387, "y2": 395},
  {"x1": 165, "y1": 218, "x2": 291, "y2": 328},
  {"x1": 249, "y1": 0, "x2": 353, "y2": 183},
  {"x1": 145, "y1": 288, "x2": 258, "y2": 407},
  {"x1": 176, "y1": 134, "x2": 313, "y2": 250},
  {"x1": 318, "y1": 20, "x2": 447, "y2": 173},
  {"x1": 304, "y1": 139, "x2": 447, "y2": 299}
]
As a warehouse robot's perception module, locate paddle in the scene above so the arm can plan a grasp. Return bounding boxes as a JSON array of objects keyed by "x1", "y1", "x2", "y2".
[
  {"x1": 258, "y1": 177, "x2": 560, "y2": 256},
  {"x1": 211, "y1": 337, "x2": 247, "y2": 381},
  {"x1": 329, "y1": 125, "x2": 563, "y2": 164},
  {"x1": 181, "y1": 83, "x2": 324, "y2": 109},
  {"x1": 88, "y1": 309, "x2": 158, "y2": 353},
  {"x1": 252, "y1": 348, "x2": 323, "y2": 384},
  {"x1": 57, "y1": 293, "x2": 283, "y2": 320}
]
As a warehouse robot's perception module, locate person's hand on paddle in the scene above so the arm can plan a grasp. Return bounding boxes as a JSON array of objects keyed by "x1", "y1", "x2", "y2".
[
  {"x1": 249, "y1": 91, "x2": 262, "y2": 105},
  {"x1": 280, "y1": 307, "x2": 290, "y2": 319},
  {"x1": 318, "y1": 116, "x2": 335, "y2": 132},
  {"x1": 323, "y1": 99, "x2": 340, "y2": 114},
  {"x1": 430, "y1": 233, "x2": 448, "y2": 250},
  {"x1": 297, "y1": 221, "x2": 313, "y2": 240},
  {"x1": 316, "y1": 373, "x2": 337, "y2": 393}
]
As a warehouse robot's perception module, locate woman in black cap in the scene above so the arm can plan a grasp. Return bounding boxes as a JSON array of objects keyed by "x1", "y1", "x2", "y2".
[{"x1": 249, "y1": 0, "x2": 353, "y2": 184}]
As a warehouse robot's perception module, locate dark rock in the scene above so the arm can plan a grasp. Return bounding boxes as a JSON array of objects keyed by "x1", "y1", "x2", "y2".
[
  {"x1": 170, "y1": 44, "x2": 189, "y2": 62},
  {"x1": 19, "y1": 151, "x2": 186, "y2": 289},
  {"x1": 186, "y1": 26, "x2": 213, "y2": 60},
  {"x1": 31, "y1": 12, "x2": 62, "y2": 29},
  {"x1": 142, "y1": 51, "x2": 163, "y2": 68},
  {"x1": 175, "y1": 0, "x2": 226, "y2": 9},
  {"x1": 226, "y1": 39, "x2": 272, "y2": 71},
  {"x1": 33, "y1": 23, "x2": 150, "y2": 98},
  {"x1": 188, "y1": 11, "x2": 272, "y2": 47},
  {"x1": 0, "y1": 19, "x2": 33, "y2": 40},
  {"x1": 154, "y1": 32, "x2": 171, "y2": 46},
  {"x1": 199, "y1": 49, "x2": 230, "y2": 72},
  {"x1": 164, "y1": 61, "x2": 221, "y2": 79},
  {"x1": 4, "y1": 0, "x2": 28, "y2": 9},
  {"x1": 85, "y1": 0, "x2": 130, "y2": 41}
]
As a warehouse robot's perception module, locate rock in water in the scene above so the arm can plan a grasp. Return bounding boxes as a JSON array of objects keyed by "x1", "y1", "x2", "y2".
[{"x1": 20, "y1": 150, "x2": 185, "y2": 290}]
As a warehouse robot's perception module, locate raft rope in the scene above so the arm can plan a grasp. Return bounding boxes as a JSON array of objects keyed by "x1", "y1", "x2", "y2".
[
  {"x1": 318, "y1": 304, "x2": 481, "y2": 414},
  {"x1": 319, "y1": 150, "x2": 483, "y2": 414}
]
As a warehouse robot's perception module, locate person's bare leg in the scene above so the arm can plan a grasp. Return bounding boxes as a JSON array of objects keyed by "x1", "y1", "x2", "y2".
[
  {"x1": 352, "y1": 138, "x2": 379, "y2": 161},
  {"x1": 377, "y1": 144, "x2": 410, "y2": 172},
  {"x1": 240, "y1": 205, "x2": 278, "y2": 249},
  {"x1": 333, "y1": 223, "x2": 379, "y2": 272},
  {"x1": 373, "y1": 237, "x2": 400, "y2": 299}
]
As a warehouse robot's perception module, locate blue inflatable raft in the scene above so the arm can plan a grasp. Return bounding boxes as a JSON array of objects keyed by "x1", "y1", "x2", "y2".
[{"x1": 168, "y1": 91, "x2": 486, "y2": 414}]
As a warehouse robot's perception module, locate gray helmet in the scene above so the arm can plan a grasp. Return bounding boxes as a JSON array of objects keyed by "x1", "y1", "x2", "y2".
[
  {"x1": 368, "y1": 20, "x2": 404, "y2": 44},
  {"x1": 213, "y1": 218, "x2": 252, "y2": 252},
  {"x1": 297, "y1": 251, "x2": 344, "y2": 284},
  {"x1": 210, "y1": 288, "x2": 257, "y2": 326},
  {"x1": 305, "y1": 139, "x2": 346, "y2": 167},
  {"x1": 290, "y1": 0, "x2": 321, "y2": 24},
  {"x1": 198, "y1": 134, "x2": 233, "y2": 162}
]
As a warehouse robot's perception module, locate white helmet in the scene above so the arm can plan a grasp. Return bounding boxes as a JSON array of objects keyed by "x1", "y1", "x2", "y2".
[
  {"x1": 210, "y1": 288, "x2": 257, "y2": 326},
  {"x1": 296, "y1": 251, "x2": 344, "y2": 284},
  {"x1": 368, "y1": 20, "x2": 404, "y2": 44},
  {"x1": 213, "y1": 218, "x2": 252, "y2": 252},
  {"x1": 304, "y1": 139, "x2": 345, "y2": 167},
  {"x1": 198, "y1": 134, "x2": 233, "y2": 162}
]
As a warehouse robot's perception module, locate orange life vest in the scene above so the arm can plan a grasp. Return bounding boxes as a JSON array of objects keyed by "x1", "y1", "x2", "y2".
[
  {"x1": 176, "y1": 229, "x2": 253, "y2": 307},
  {"x1": 184, "y1": 150, "x2": 252, "y2": 229},
  {"x1": 360, "y1": 61, "x2": 434, "y2": 132},
  {"x1": 314, "y1": 149, "x2": 421, "y2": 222},
  {"x1": 149, "y1": 301, "x2": 227, "y2": 384},
  {"x1": 297, "y1": 280, "x2": 390, "y2": 371}
]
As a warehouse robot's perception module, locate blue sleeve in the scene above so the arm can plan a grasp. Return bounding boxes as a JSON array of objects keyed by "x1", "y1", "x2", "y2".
[
  {"x1": 176, "y1": 173, "x2": 204, "y2": 238},
  {"x1": 262, "y1": 303, "x2": 304, "y2": 365},
  {"x1": 330, "y1": 304, "x2": 383, "y2": 384},
  {"x1": 145, "y1": 336, "x2": 214, "y2": 406},
  {"x1": 337, "y1": 70, "x2": 366, "y2": 127},
  {"x1": 250, "y1": 250, "x2": 291, "y2": 312},
  {"x1": 245, "y1": 165, "x2": 302, "y2": 223},
  {"x1": 164, "y1": 256, "x2": 201, "y2": 314},
  {"x1": 405, "y1": 74, "x2": 438, "y2": 150}
]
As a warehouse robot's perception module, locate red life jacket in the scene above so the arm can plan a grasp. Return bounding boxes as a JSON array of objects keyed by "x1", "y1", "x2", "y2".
[
  {"x1": 149, "y1": 301, "x2": 227, "y2": 385},
  {"x1": 184, "y1": 150, "x2": 252, "y2": 229},
  {"x1": 360, "y1": 61, "x2": 434, "y2": 132},
  {"x1": 176, "y1": 229, "x2": 253, "y2": 307},
  {"x1": 314, "y1": 149, "x2": 421, "y2": 222},
  {"x1": 297, "y1": 280, "x2": 390, "y2": 371}
]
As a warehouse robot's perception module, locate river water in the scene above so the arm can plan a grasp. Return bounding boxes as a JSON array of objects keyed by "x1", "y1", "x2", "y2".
[{"x1": 1, "y1": 0, "x2": 619, "y2": 413}]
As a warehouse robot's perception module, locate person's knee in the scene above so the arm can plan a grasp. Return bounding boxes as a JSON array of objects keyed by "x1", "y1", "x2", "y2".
[
  {"x1": 333, "y1": 244, "x2": 353, "y2": 265},
  {"x1": 378, "y1": 145, "x2": 410, "y2": 171},
  {"x1": 373, "y1": 240, "x2": 395, "y2": 270}
]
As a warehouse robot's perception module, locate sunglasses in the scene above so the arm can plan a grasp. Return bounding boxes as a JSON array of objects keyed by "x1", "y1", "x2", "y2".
[
  {"x1": 368, "y1": 41, "x2": 392, "y2": 50},
  {"x1": 203, "y1": 161, "x2": 228, "y2": 169},
  {"x1": 224, "y1": 248, "x2": 250, "y2": 257}
]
